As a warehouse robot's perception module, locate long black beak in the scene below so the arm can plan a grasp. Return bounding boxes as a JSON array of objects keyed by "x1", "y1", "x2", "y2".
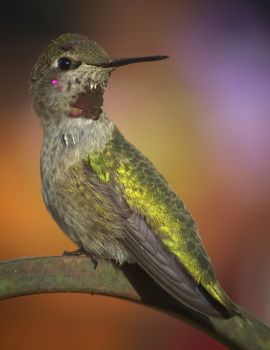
[{"x1": 99, "y1": 55, "x2": 169, "y2": 68}]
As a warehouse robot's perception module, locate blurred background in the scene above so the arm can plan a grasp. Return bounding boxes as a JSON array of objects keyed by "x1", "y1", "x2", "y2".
[{"x1": 0, "y1": 0, "x2": 270, "y2": 349}]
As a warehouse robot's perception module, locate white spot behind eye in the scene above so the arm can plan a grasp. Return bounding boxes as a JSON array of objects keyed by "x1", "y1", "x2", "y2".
[{"x1": 51, "y1": 59, "x2": 59, "y2": 68}]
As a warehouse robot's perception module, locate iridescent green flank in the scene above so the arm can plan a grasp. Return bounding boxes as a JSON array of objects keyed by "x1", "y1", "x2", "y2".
[{"x1": 88, "y1": 128, "x2": 234, "y2": 312}]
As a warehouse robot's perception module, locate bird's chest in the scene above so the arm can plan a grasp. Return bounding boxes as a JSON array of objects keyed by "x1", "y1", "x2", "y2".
[
  {"x1": 41, "y1": 134, "x2": 92, "y2": 241},
  {"x1": 40, "y1": 131, "x2": 121, "y2": 246}
]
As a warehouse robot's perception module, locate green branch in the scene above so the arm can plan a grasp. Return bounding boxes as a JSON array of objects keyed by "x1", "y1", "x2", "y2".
[{"x1": 0, "y1": 256, "x2": 269, "y2": 350}]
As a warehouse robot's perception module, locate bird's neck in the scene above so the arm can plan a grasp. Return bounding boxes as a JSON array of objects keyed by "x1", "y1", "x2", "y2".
[{"x1": 41, "y1": 111, "x2": 115, "y2": 167}]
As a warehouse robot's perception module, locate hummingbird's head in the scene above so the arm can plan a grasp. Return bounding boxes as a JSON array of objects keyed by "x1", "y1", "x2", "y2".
[
  {"x1": 31, "y1": 33, "x2": 168, "y2": 126},
  {"x1": 31, "y1": 33, "x2": 112, "y2": 125}
]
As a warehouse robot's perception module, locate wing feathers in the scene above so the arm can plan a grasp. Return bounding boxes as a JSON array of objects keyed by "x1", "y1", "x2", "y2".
[
  {"x1": 122, "y1": 211, "x2": 227, "y2": 317},
  {"x1": 85, "y1": 136, "x2": 236, "y2": 318}
]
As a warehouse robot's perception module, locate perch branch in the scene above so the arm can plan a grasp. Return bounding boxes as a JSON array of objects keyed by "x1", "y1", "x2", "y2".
[{"x1": 0, "y1": 256, "x2": 269, "y2": 350}]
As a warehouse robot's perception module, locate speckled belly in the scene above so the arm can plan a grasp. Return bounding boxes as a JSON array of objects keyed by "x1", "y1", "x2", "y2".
[{"x1": 42, "y1": 159, "x2": 129, "y2": 262}]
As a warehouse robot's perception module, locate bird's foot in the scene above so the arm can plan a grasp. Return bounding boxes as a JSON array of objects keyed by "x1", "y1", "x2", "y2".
[
  {"x1": 63, "y1": 248, "x2": 86, "y2": 257},
  {"x1": 63, "y1": 248, "x2": 98, "y2": 269}
]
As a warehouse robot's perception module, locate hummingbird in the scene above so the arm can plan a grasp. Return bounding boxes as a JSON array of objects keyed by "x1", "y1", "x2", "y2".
[{"x1": 31, "y1": 33, "x2": 240, "y2": 319}]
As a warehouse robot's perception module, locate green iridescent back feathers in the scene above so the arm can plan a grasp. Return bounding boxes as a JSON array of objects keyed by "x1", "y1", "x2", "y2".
[{"x1": 87, "y1": 128, "x2": 234, "y2": 313}]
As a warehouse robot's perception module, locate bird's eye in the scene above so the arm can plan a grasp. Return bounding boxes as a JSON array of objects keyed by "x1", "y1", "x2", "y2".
[{"x1": 58, "y1": 57, "x2": 73, "y2": 70}]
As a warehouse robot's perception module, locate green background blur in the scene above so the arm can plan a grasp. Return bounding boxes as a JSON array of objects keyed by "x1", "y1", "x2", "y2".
[{"x1": 0, "y1": 1, "x2": 270, "y2": 349}]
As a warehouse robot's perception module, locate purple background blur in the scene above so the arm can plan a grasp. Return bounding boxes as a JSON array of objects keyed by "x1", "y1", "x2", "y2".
[{"x1": 0, "y1": 1, "x2": 270, "y2": 349}]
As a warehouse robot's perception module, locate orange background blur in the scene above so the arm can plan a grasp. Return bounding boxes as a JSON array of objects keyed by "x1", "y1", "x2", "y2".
[{"x1": 0, "y1": 1, "x2": 270, "y2": 349}]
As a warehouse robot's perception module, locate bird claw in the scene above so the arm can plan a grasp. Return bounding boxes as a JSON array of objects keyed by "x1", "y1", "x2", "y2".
[
  {"x1": 63, "y1": 248, "x2": 98, "y2": 269},
  {"x1": 63, "y1": 248, "x2": 86, "y2": 256}
]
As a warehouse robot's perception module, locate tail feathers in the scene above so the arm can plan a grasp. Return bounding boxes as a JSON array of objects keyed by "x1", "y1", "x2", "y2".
[{"x1": 203, "y1": 281, "x2": 242, "y2": 319}]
